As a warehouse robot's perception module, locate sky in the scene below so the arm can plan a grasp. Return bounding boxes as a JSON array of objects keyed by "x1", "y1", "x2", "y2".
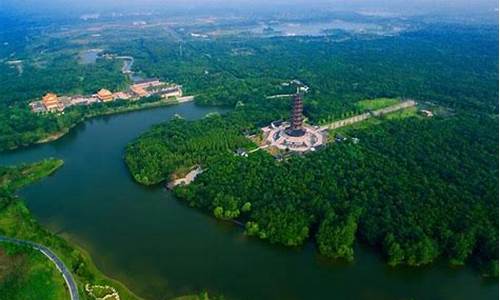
[{"x1": 1, "y1": 0, "x2": 498, "y2": 17}]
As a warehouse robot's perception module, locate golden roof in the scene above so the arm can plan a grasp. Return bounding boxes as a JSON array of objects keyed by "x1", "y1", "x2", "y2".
[
  {"x1": 97, "y1": 89, "x2": 112, "y2": 97},
  {"x1": 42, "y1": 93, "x2": 58, "y2": 102}
]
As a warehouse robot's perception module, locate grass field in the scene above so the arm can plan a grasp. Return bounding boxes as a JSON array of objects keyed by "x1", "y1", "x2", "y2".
[
  {"x1": 328, "y1": 106, "x2": 419, "y2": 140},
  {"x1": 0, "y1": 159, "x2": 64, "y2": 191},
  {"x1": 384, "y1": 106, "x2": 419, "y2": 120},
  {"x1": 355, "y1": 98, "x2": 400, "y2": 111},
  {"x1": 0, "y1": 242, "x2": 68, "y2": 300}
]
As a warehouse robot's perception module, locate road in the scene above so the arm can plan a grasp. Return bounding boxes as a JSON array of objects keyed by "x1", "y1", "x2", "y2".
[
  {"x1": 176, "y1": 95, "x2": 195, "y2": 103},
  {"x1": 0, "y1": 236, "x2": 80, "y2": 300}
]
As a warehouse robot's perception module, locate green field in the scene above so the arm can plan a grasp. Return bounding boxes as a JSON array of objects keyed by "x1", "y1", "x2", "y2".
[
  {"x1": 355, "y1": 98, "x2": 400, "y2": 111},
  {"x1": 0, "y1": 159, "x2": 63, "y2": 191},
  {"x1": 326, "y1": 106, "x2": 419, "y2": 141},
  {"x1": 0, "y1": 242, "x2": 68, "y2": 300}
]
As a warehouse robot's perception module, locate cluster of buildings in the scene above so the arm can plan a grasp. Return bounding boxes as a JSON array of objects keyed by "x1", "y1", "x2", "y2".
[{"x1": 29, "y1": 78, "x2": 183, "y2": 113}]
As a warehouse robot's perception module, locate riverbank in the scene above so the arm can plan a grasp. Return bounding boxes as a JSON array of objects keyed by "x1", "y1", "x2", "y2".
[
  {"x1": 1, "y1": 103, "x2": 495, "y2": 300},
  {"x1": 0, "y1": 236, "x2": 80, "y2": 300},
  {"x1": 125, "y1": 100, "x2": 499, "y2": 277},
  {"x1": 5, "y1": 97, "x2": 194, "y2": 153},
  {"x1": 0, "y1": 199, "x2": 146, "y2": 300},
  {"x1": 0, "y1": 159, "x2": 145, "y2": 300}
]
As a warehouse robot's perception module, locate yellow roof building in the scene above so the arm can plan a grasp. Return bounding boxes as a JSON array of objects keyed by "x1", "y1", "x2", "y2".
[
  {"x1": 97, "y1": 89, "x2": 114, "y2": 102},
  {"x1": 42, "y1": 93, "x2": 60, "y2": 111},
  {"x1": 130, "y1": 85, "x2": 148, "y2": 97}
]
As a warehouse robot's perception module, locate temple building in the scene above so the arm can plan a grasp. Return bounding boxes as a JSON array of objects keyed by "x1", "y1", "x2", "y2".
[
  {"x1": 42, "y1": 93, "x2": 61, "y2": 112},
  {"x1": 130, "y1": 85, "x2": 149, "y2": 98},
  {"x1": 158, "y1": 86, "x2": 182, "y2": 99},
  {"x1": 97, "y1": 89, "x2": 114, "y2": 102},
  {"x1": 129, "y1": 79, "x2": 182, "y2": 99}
]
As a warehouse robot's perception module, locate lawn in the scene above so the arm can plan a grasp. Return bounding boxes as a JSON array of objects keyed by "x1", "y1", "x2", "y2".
[
  {"x1": 0, "y1": 159, "x2": 64, "y2": 191},
  {"x1": 0, "y1": 242, "x2": 68, "y2": 300},
  {"x1": 355, "y1": 98, "x2": 400, "y2": 111},
  {"x1": 327, "y1": 106, "x2": 419, "y2": 140}
]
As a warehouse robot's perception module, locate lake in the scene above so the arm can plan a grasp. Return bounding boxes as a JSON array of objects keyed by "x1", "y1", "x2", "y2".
[{"x1": 0, "y1": 102, "x2": 497, "y2": 300}]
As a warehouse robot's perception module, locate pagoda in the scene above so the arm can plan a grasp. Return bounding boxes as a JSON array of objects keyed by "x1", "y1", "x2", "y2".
[{"x1": 285, "y1": 93, "x2": 305, "y2": 137}]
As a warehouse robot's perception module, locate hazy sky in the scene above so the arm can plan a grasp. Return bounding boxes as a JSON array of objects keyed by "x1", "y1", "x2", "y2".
[{"x1": 1, "y1": 0, "x2": 498, "y2": 16}]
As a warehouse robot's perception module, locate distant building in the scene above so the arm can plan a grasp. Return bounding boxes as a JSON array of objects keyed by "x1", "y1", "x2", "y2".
[
  {"x1": 29, "y1": 77, "x2": 187, "y2": 113},
  {"x1": 42, "y1": 93, "x2": 61, "y2": 112},
  {"x1": 130, "y1": 79, "x2": 183, "y2": 99},
  {"x1": 129, "y1": 79, "x2": 160, "y2": 98},
  {"x1": 271, "y1": 120, "x2": 284, "y2": 129},
  {"x1": 235, "y1": 148, "x2": 249, "y2": 157},
  {"x1": 158, "y1": 86, "x2": 182, "y2": 99},
  {"x1": 133, "y1": 78, "x2": 162, "y2": 89},
  {"x1": 335, "y1": 134, "x2": 347, "y2": 142},
  {"x1": 419, "y1": 109, "x2": 434, "y2": 117},
  {"x1": 97, "y1": 89, "x2": 113, "y2": 102},
  {"x1": 130, "y1": 85, "x2": 149, "y2": 98}
]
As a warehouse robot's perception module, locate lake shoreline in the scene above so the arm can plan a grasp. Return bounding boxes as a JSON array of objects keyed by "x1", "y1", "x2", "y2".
[
  {"x1": 0, "y1": 159, "x2": 146, "y2": 300},
  {"x1": 3, "y1": 98, "x2": 193, "y2": 153},
  {"x1": 2, "y1": 103, "x2": 495, "y2": 300}
]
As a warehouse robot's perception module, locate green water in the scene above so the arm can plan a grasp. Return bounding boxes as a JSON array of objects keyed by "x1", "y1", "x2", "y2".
[{"x1": 0, "y1": 102, "x2": 497, "y2": 300}]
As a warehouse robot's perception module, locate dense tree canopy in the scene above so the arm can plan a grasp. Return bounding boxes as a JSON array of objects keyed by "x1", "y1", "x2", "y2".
[
  {"x1": 126, "y1": 101, "x2": 498, "y2": 274},
  {"x1": 122, "y1": 23, "x2": 498, "y2": 275},
  {"x1": 2, "y1": 16, "x2": 498, "y2": 276},
  {"x1": 1, "y1": 23, "x2": 497, "y2": 151}
]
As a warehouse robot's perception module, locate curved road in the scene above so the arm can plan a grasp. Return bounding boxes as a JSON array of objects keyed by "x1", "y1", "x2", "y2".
[{"x1": 0, "y1": 236, "x2": 79, "y2": 300}]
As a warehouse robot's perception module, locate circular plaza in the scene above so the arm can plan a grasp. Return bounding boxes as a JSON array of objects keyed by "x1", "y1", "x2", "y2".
[{"x1": 262, "y1": 121, "x2": 326, "y2": 152}]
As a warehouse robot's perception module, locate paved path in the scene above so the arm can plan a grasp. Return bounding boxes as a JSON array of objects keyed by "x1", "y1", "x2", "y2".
[
  {"x1": 248, "y1": 144, "x2": 269, "y2": 153},
  {"x1": 176, "y1": 96, "x2": 195, "y2": 103},
  {"x1": 0, "y1": 236, "x2": 80, "y2": 300},
  {"x1": 320, "y1": 100, "x2": 416, "y2": 131}
]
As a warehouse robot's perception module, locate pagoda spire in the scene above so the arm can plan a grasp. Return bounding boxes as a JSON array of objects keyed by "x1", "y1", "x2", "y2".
[{"x1": 286, "y1": 91, "x2": 306, "y2": 137}]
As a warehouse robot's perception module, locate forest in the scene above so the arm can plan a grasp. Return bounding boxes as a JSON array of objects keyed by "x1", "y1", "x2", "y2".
[
  {"x1": 126, "y1": 105, "x2": 498, "y2": 274},
  {"x1": 124, "y1": 24, "x2": 498, "y2": 274},
  {"x1": 1, "y1": 22, "x2": 497, "y2": 151},
  {"x1": 1, "y1": 16, "x2": 498, "y2": 276}
]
